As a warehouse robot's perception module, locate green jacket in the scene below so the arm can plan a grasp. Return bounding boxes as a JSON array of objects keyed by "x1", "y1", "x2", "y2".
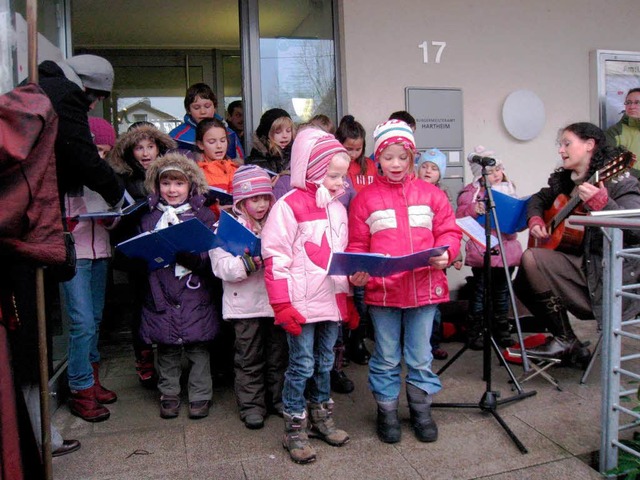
[{"x1": 605, "y1": 114, "x2": 640, "y2": 177}]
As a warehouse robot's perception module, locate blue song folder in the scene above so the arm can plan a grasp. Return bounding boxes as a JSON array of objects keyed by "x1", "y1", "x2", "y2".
[
  {"x1": 328, "y1": 246, "x2": 449, "y2": 277},
  {"x1": 116, "y1": 218, "x2": 217, "y2": 270},
  {"x1": 476, "y1": 190, "x2": 530, "y2": 234},
  {"x1": 214, "y1": 210, "x2": 261, "y2": 257},
  {"x1": 208, "y1": 186, "x2": 233, "y2": 205},
  {"x1": 74, "y1": 199, "x2": 148, "y2": 220}
]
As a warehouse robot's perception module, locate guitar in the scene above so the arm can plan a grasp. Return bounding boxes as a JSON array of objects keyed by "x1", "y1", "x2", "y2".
[{"x1": 528, "y1": 151, "x2": 636, "y2": 253}]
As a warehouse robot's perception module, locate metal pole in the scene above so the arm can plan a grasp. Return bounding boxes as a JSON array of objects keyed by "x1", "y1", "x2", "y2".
[{"x1": 36, "y1": 268, "x2": 53, "y2": 480}]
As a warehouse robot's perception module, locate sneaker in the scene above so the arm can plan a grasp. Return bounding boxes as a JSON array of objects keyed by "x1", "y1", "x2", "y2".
[
  {"x1": 188, "y1": 400, "x2": 210, "y2": 419},
  {"x1": 160, "y1": 394, "x2": 181, "y2": 419},
  {"x1": 244, "y1": 413, "x2": 265, "y2": 429}
]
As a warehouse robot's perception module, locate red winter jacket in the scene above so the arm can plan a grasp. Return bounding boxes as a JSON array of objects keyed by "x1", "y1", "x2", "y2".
[{"x1": 347, "y1": 174, "x2": 462, "y2": 308}]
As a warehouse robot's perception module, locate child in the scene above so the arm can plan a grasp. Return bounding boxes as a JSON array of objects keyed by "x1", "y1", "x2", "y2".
[
  {"x1": 195, "y1": 117, "x2": 239, "y2": 192},
  {"x1": 348, "y1": 120, "x2": 462, "y2": 445},
  {"x1": 210, "y1": 165, "x2": 287, "y2": 430},
  {"x1": 169, "y1": 83, "x2": 244, "y2": 162},
  {"x1": 62, "y1": 117, "x2": 118, "y2": 422},
  {"x1": 455, "y1": 145, "x2": 522, "y2": 350},
  {"x1": 138, "y1": 153, "x2": 220, "y2": 419},
  {"x1": 262, "y1": 128, "x2": 365, "y2": 464},
  {"x1": 248, "y1": 108, "x2": 295, "y2": 174},
  {"x1": 415, "y1": 148, "x2": 460, "y2": 360},
  {"x1": 109, "y1": 124, "x2": 176, "y2": 388}
]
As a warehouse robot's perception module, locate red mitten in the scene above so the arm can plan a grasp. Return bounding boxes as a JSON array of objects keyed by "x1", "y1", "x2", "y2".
[
  {"x1": 272, "y1": 303, "x2": 306, "y2": 336},
  {"x1": 344, "y1": 296, "x2": 360, "y2": 330}
]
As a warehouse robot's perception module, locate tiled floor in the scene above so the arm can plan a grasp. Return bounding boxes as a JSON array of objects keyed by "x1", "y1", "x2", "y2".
[{"x1": 51, "y1": 320, "x2": 607, "y2": 480}]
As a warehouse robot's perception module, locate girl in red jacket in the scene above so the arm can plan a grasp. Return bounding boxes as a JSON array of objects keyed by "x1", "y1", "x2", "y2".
[{"x1": 347, "y1": 120, "x2": 462, "y2": 445}]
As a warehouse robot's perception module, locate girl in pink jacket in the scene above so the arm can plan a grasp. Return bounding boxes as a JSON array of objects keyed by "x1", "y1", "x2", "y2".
[
  {"x1": 262, "y1": 127, "x2": 366, "y2": 464},
  {"x1": 347, "y1": 120, "x2": 462, "y2": 445}
]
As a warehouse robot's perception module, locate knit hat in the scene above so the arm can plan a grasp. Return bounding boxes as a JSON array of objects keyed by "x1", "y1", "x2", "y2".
[
  {"x1": 306, "y1": 134, "x2": 348, "y2": 183},
  {"x1": 416, "y1": 148, "x2": 447, "y2": 178},
  {"x1": 232, "y1": 165, "x2": 275, "y2": 212},
  {"x1": 89, "y1": 117, "x2": 116, "y2": 147},
  {"x1": 468, "y1": 145, "x2": 503, "y2": 180},
  {"x1": 373, "y1": 120, "x2": 416, "y2": 160},
  {"x1": 256, "y1": 108, "x2": 291, "y2": 140},
  {"x1": 66, "y1": 55, "x2": 114, "y2": 92}
]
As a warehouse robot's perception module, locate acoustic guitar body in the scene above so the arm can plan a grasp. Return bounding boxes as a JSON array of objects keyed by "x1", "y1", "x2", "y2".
[{"x1": 528, "y1": 194, "x2": 585, "y2": 253}]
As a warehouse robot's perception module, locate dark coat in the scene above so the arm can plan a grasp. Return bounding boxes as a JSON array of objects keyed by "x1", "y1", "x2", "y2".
[
  {"x1": 139, "y1": 194, "x2": 219, "y2": 345},
  {"x1": 37, "y1": 61, "x2": 123, "y2": 207},
  {"x1": 528, "y1": 169, "x2": 640, "y2": 322},
  {"x1": 247, "y1": 136, "x2": 291, "y2": 174}
]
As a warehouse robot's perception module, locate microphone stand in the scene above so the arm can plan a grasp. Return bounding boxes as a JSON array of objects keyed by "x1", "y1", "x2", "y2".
[{"x1": 431, "y1": 163, "x2": 536, "y2": 454}]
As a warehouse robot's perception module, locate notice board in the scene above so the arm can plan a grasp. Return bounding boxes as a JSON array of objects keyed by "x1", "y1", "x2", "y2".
[{"x1": 405, "y1": 87, "x2": 463, "y2": 150}]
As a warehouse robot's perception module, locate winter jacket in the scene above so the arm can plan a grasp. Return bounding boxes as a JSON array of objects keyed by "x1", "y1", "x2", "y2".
[
  {"x1": 605, "y1": 114, "x2": 640, "y2": 177},
  {"x1": 65, "y1": 188, "x2": 116, "y2": 260},
  {"x1": 169, "y1": 113, "x2": 244, "y2": 161},
  {"x1": 273, "y1": 172, "x2": 354, "y2": 211},
  {"x1": 37, "y1": 61, "x2": 123, "y2": 207},
  {"x1": 262, "y1": 183, "x2": 350, "y2": 323},
  {"x1": 198, "y1": 158, "x2": 238, "y2": 192},
  {"x1": 347, "y1": 158, "x2": 377, "y2": 193},
  {"x1": 247, "y1": 136, "x2": 291, "y2": 174},
  {"x1": 0, "y1": 83, "x2": 66, "y2": 264},
  {"x1": 210, "y1": 215, "x2": 274, "y2": 320},
  {"x1": 456, "y1": 182, "x2": 523, "y2": 268},
  {"x1": 528, "y1": 168, "x2": 640, "y2": 322},
  {"x1": 347, "y1": 174, "x2": 462, "y2": 308}
]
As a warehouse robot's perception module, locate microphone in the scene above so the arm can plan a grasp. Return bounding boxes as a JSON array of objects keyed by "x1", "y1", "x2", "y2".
[{"x1": 467, "y1": 154, "x2": 497, "y2": 167}]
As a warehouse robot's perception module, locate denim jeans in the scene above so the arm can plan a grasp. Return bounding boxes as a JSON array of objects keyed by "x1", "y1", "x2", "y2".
[
  {"x1": 470, "y1": 267, "x2": 514, "y2": 316},
  {"x1": 282, "y1": 321, "x2": 338, "y2": 415},
  {"x1": 368, "y1": 305, "x2": 441, "y2": 402},
  {"x1": 61, "y1": 258, "x2": 109, "y2": 391}
]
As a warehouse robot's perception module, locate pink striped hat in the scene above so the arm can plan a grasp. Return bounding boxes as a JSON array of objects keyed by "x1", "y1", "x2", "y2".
[
  {"x1": 306, "y1": 134, "x2": 348, "y2": 183},
  {"x1": 232, "y1": 165, "x2": 274, "y2": 211},
  {"x1": 373, "y1": 119, "x2": 416, "y2": 160}
]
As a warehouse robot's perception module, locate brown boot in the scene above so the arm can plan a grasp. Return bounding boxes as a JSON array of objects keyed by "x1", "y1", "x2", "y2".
[
  {"x1": 308, "y1": 400, "x2": 349, "y2": 446},
  {"x1": 69, "y1": 386, "x2": 110, "y2": 422},
  {"x1": 92, "y1": 362, "x2": 117, "y2": 404},
  {"x1": 283, "y1": 412, "x2": 316, "y2": 464}
]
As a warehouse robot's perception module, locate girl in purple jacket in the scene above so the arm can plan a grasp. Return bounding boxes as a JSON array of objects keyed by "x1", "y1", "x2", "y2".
[
  {"x1": 455, "y1": 146, "x2": 523, "y2": 350},
  {"x1": 138, "y1": 153, "x2": 220, "y2": 420}
]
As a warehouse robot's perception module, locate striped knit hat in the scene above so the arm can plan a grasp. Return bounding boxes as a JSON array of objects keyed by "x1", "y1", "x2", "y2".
[
  {"x1": 232, "y1": 165, "x2": 275, "y2": 212},
  {"x1": 306, "y1": 134, "x2": 348, "y2": 183},
  {"x1": 373, "y1": 119, "x2": 416, "y2": 160}
]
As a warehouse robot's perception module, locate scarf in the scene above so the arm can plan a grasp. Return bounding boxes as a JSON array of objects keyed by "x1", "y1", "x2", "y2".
[{"x1": 155, "y1": 202, "x2": 192, "y2": 230}]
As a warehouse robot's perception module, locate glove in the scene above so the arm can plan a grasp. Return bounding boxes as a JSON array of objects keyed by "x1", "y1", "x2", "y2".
[
  {"x1": 175, "y1": 251, "x2": 203, "y2": 271},
  {"x1": 272, "y1": 303, "x2": 306, "y2": 336},
  {"x1": 344, "y1": 296, "x2": 360, "y2": 330},
  {"x1": 241, "y1": 248, "x2": 263, "y2": 274}
]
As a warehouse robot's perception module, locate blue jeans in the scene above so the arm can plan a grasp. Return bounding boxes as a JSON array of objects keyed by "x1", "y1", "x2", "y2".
[
  {"x1": 61, "y1": 258, "x2": 109, "y2": 391},
  {"x1": 368, "y1": 305, "x2": 442, "y2": 402},
  {"x1": 282, "y1": 321, "x2": 338, "y2": 415}
]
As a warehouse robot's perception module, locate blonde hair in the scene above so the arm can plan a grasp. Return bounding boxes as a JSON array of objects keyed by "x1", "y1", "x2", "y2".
[
  {"x1": 267, "y1": 116, "x2": 296, "y2": 157},
  {"x1": 235, "y1": 196, "x2": 272, "y2": 234}
]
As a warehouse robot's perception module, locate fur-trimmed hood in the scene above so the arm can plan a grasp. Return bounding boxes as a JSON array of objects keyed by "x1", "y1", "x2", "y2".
[
  {"x1": 144, "y1": 152, "x2": 209, "y2": 198},
  {"x1": 109, "y1": 125, "x2": 177, "y2": 176}
]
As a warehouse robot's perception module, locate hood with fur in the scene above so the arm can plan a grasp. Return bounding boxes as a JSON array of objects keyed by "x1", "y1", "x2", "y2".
[
  {"x1": 109, "y1": 125, "x2": 177, "y2": 176},
  {"x1": 144, "y1": 152, "x2": 210, "y2": 197}
]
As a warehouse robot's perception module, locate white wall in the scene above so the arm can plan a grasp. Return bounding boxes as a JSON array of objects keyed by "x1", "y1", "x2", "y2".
[{"x1": 340, "y1": 0, "x2": 640, "y2": 288}]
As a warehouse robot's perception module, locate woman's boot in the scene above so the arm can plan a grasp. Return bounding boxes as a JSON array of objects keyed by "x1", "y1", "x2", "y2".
[
  {"x1": 92, "y1": 362, "x2": 117, "y2": 404},
  {"x1": 69, "y1": 385, "x2": 110, "y2": 422},
  {"x1": 466, "y1": 314, "x2": 484, "y2": 351},
  {"x1": 330, "y1": 343, "x2": 354, "y2": 394},
  {"x1": 347, "y1": 323, "x2": 371, "y2": 365},
  {"x1": 492, "y1": 313, "x2": 515, "y2": 348},
  {"x1": 524, "y1": 292, "x2": 590, "y2": 363},
  {"x1": 282, "y1": 412, "x2": 316, "y2": 464}
]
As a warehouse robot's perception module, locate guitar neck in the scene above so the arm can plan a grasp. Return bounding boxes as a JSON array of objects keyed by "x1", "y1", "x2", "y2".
[{"x1": 549, "y1": 194, "x2": 581, "y2": 230}]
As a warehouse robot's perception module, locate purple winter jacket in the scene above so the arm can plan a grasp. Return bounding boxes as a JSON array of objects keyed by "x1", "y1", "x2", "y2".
[
  {"x1": 456, "y1": 182, "x2": 523, "y2": 268},
  {"x1": 139, "y1": 194, "x2": 220, "y2": 345}
]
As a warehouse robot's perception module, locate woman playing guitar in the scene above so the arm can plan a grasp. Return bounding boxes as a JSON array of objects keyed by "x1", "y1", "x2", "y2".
[{"x1": 514, "y1": 122, "x2": 640, "y2": 364}]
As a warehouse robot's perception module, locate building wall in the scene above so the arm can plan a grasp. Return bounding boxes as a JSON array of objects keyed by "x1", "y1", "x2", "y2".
[{"x1": 340, "y1": 0, "x2": 640, "y2": 288}]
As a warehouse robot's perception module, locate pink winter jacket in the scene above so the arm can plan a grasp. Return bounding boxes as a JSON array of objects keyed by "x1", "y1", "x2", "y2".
[
  {"x1": 262, "y1": 183, "x2": 350, "y2": 323},
  {"x1": 347, "y1": 174, "x2": 462, "y2": 308},
  {"x1": 455, "y1": 182, "x2": 523, "y2": 268},
  {"x1": 65, "y1": 188, "x2": 116, "y2": 260}
]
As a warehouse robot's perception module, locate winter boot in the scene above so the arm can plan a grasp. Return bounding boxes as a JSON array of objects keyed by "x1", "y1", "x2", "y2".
[
  {"x1": 348, "y1": 324, "x2": 371, "y2": 365},
  {"x1": 69, "y1": 385, "x2": 110, "y2": 422},
  {"x1": 376, "y1": 399, "x2": 401, "y2": 444},
  {"x1": 330, "y1": 344, "x2": 354, "y2": 394},
  {"x1": 492, "y1": 313, "x2": 515, "y2": 348},
  {"x1": 524, "y1": 292, "x2": 591, "y2": 362},
  {"x1": 283, "y1": 412, "x2": 316, "y2": 464},
  {"x1": 466, "y1": 314, "x2": 484, "y2": 351},
  {"x1": 308, "y1": 399, "x2": 350, "y2": 446},
  {"x1": 135, "y1": 348, "x2": 158, "y2": 389},
  {"x1": 406, "y1": 384, "x2": 438, "y2": 442},
  {"x1": 92, "y1": 362, "x2": 117, "y2": 404}
]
